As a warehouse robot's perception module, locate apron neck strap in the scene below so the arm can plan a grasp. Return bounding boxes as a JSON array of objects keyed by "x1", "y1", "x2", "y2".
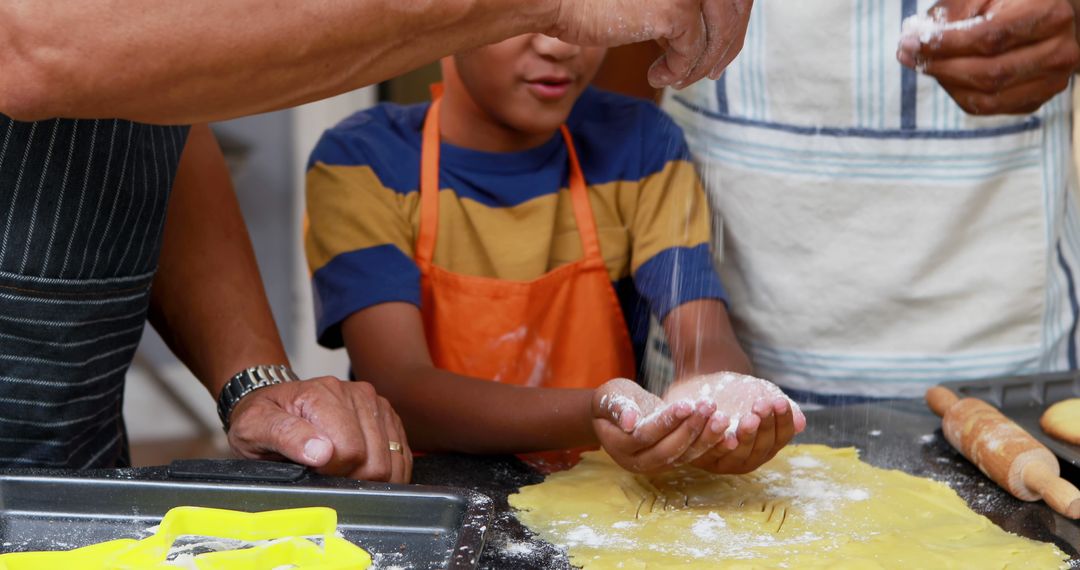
[
  {"x1": 559, "y1": 124, "x2": 602, "y2": 263},
  {"x1": 416, "y1": 94, "x2": 443, "y2": 268},
  {"x1": 417, "y1": 88, "x2": 602, "y2": 267}
]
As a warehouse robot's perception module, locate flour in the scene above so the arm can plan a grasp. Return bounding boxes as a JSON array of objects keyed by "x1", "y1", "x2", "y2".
[
  {"x1": 635, "y1": 373, "x2": 801, "y2": 438},
  {"x1": 599, "y1": 393, "x2": 641, "y2": 425},
  {"x1": 787, "y1": 455, "x2": 824, "y2": 469},
  {"x1": 901, "y1": 11, "x2": 992, "y2": 44},
  {"x1": 690, "y1": 512, "x2": 727, "y2": 540}
]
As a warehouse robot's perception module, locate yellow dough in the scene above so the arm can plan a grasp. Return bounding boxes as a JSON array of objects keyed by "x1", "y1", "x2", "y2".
[
  {"x1": 509, "y1": 445, "x2": 1069, "y2": 569},
  {"x1": 1041, "y1": 398, "x2": 1080, "y2": 445}
]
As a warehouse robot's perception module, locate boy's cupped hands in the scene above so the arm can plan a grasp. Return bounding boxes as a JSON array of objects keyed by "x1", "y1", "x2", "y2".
[{"x1": 591, "y1": 374, "x2": 806, "y2": 475}]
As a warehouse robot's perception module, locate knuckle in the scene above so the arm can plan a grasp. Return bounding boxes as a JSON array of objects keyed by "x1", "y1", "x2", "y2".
[
  {"x1": 978, "y1": 29, "x2": 1009, "y2": 56},
  {"x1": 977, "y1": 66, "x2": 1010, "y2": 92},
  {"x1": 267, "y1": 414, "x2": 305, "y2": 443}
]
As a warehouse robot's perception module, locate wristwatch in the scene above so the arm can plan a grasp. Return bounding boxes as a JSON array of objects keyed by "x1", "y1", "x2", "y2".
[{"x1": 216, "y1": 364, "x2": 300, "y2": 431}]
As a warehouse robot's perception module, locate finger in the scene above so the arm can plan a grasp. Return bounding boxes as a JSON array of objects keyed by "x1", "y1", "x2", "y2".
[
  {"x1": 378, "y1": 397, "x2": 406, "y2": 484},
  {"x1": 705, "y1": 0, "x2": 754, "y2": 80},
  {"x1": 632, "y1": 407, "x2": 710, "y2": 471},
  {"x1": 630, "y1": 400, "x2": 695, "y2": 447},
  {"x1": 920, "y1": 33, "x2": 1080, "y2": 92},
  {"x1": 288, "y1": 379, "x2": 381, "y2": 479},
  {"x1": 595, "y1": 379, "x2": 661, "y2": 432},
  {"x1": 710, "y1": 412, "x2": 761, "y2": 473},
  {"x1": 913, "y1": 1, "x2": 1075, "y2": 59},
  {"x1": 742, "y1": 400, "x2": 778, "y2": 468},
  {"x1": 938, "y1": 72, "x2": 1072, "y2": 115},
  {"x1": 230, "y1": 400, "x2": 335, "y2": 468},
  {"x1": 648, "y1": 10, "x2": 707, "y2": 88},
  {"x1": 675, "y1": 404, "x2": 726, "y2": 464},
  {"x1": 342, "y1": 382, "x2": 394, "y2": 481},
  {"x1": 759, "y1": 398, "x2": 796, "y2": 465},
  {"x1": 392, "y1": 410, "x2": 414, "y2": 483}
]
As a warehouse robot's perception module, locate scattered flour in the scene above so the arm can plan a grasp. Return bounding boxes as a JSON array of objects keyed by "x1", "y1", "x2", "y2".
[
  {"x1": 690, "y1": 512, "x2": 728, "y2": 541},
  {"x1": 787, "y1": 455, "x2": 824, "y2": 469},
  {"x1": 919, "y1": 434, "x2": 936, "y2": 444},
  {"x1": 901, "y1": 11, "x2": 992, "y2": 44}
]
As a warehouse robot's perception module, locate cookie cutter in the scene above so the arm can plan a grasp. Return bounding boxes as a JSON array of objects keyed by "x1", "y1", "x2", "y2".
[{"x1": 0, "y1": 506, "x2": 372, "y2": 570}]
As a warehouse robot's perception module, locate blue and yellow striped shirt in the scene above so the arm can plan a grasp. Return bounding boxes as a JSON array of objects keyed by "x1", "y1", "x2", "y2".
[{"x1": 305, "y1": 88, "x2": 726, "y2": 366}]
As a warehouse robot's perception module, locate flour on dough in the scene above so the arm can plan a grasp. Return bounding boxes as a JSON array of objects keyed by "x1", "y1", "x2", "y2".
[{"x1": 509, "y1": 445, "x2": 1068, "y2": 569}]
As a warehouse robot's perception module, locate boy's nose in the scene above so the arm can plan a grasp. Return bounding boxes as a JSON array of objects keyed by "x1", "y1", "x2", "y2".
[{"x1": 531, "y1": 34, "x2": 581, "y2": 61}]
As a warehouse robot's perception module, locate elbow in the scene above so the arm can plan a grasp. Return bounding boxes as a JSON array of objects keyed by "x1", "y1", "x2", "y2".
[
  {"x1": 0, "y1": 69, "x2": 55, "y2": 122},
  {"x1": 0, "y1": 20, "x2": 77, "y2": 121}
]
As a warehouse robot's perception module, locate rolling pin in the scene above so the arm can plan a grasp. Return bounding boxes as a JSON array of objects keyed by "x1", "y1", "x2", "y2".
[{"x1": 926, "y1": 386, "x2": 1080, "y2": 519}]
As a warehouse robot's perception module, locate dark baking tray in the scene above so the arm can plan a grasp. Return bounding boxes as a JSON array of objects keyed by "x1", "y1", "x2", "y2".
[
  {"x1": 0, "y1": 459, "x2": 492, "y2": 569},
  {"x1": 941, "y1": 371, "x2": 1080, "y2": 468}
]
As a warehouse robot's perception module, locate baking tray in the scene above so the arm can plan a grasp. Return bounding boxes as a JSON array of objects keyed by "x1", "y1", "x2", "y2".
[
  {"x1": 941, "y1": 370, "x2": 1080, "y2": 468},
  {"x1": 0, "y1": 459, "x2": 492, "y2": 569}
]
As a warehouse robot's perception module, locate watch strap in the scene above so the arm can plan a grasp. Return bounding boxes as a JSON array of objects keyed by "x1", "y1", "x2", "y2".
[{"x1": 217, "y1": 365, "x2": 299, "y2": 431}]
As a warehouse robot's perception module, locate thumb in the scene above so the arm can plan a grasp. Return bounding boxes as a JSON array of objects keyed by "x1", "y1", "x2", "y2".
[
  {"x1": 232, "y1": 407, "x2": 335, "y2": 468},
  {"x1": 595, "y1": 379, "x2": 660, "y2": 432}
]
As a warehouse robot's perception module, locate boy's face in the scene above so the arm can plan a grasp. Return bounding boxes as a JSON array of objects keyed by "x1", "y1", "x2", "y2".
[{"x1": 451, "y1": 35, "x2": 606, "y2": 138}]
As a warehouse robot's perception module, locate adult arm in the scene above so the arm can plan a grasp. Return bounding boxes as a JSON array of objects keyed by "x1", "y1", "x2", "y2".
[
  {"x1": 341, "y1": 302, "x2": 718, "y2": 473},
  {"x1": 1, "y1": 0, "x2": 753, "y2": 124},
  {"x1": 149, "y1": 124, "x2": 411, "y2": 482},
  {"x1": 897, "y1": 0, "x2": 1080, "y2": 115}
]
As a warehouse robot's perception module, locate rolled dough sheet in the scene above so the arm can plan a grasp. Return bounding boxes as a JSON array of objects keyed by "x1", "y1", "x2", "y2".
[{"x1": 509, "y1": 445, "x2": 1069, "y2": 569}]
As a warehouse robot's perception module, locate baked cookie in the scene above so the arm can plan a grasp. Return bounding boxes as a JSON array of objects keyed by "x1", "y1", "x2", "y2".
[{"x1": 1040, "y1": 398, "x2": 1080, "y2": 445}]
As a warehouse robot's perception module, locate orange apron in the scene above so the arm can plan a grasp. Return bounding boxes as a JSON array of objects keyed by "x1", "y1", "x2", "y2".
[{"x1": 416, "y1": 90, "x2": 636, "y2": 391}]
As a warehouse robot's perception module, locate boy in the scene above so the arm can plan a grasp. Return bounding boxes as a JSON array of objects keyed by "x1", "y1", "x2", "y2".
[{"x1": 305, "y1": 34, "x2": 804, "y2": 474}]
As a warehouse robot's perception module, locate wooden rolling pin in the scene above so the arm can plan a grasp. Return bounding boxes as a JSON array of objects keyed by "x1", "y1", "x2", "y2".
[{"x1": 926, "y1": 386, "x2": 1080, "y2": 519}]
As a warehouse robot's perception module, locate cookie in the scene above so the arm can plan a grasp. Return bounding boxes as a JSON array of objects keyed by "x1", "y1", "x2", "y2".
[{"x1": 1040, "y1": 398, "x2": 1080, "y2": 445}]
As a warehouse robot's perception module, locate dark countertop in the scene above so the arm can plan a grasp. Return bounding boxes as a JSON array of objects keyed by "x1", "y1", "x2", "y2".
[{"x1": 413, "y1": 399, "x2": 1080, "y2": 569}]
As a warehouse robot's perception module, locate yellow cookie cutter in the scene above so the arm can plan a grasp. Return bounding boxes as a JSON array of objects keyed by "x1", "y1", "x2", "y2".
[{"x1": 0, "y1": 506, "x2": 371, "y2": 570}]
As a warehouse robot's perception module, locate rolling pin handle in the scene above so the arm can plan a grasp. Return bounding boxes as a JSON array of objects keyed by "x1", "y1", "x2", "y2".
[
  {"x1": 1021, "y1": 460, "x2": 1080, "y2": 519},
  {"x1": 925, "y1": 386, "x2": 960, "y2": 418}
]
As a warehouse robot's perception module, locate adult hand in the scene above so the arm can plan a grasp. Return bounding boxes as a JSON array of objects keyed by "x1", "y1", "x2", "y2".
[
  {"x1": 897, "y1": 0, "x2": 1080, "y2": 115},
  {"x1": 548, "y1": 0, "x2": 754, "y2": 89},
  {"x1": 592, "y1": 378, "x2": 718, "y2": 474},
  {"x1": 226, "y1": 377, "x2": 412, "y2": 483},
  {"x1": 664, "y1": 372, "x2": 806, "y2": 475}
]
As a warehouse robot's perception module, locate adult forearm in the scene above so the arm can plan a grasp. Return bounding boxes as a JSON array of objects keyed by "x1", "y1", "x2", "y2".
[
  {"x1": 148, "y1": 124, "x2": 287, "y2": 397},
  {"x1": 0, "y1": 0, "x2": 552, "y2": 124},
  {"x1": 374, "y1": 366, "x2": 597, "y2": 454}
]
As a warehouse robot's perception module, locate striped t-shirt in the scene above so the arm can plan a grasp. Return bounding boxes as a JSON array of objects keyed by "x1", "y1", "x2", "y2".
[
  {"x1": 305, "y1": 88, "x2": 726, "y2": 368},
  {"x1": 664, "y1": 0, "x2": 1077, "y2": 397},
  {"x1": 0, "y1": 115, "x2": 188, "y2": 468}
]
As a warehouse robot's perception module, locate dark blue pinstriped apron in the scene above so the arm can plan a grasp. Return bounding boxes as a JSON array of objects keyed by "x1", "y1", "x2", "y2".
[{"x1": 0, "y1": 116, "x2": 189, "y2": 468}]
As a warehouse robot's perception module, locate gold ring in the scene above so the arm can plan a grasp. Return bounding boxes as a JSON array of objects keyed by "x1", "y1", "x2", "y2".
[{"x1": 388, "y1": 441, "x2": 402, "y2": 453}]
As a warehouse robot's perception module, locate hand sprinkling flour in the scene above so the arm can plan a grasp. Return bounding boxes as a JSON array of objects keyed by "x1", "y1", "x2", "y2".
[{"x1": 895, "y1": 0, "x2": 1078, "y2": 116}]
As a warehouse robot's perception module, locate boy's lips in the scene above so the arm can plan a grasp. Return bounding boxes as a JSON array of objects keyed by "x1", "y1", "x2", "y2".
[{"x1": 524, "y1": 76, "x2": 573, "y2": 100}]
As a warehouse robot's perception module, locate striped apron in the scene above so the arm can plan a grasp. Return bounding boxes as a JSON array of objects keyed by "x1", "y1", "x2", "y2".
[
  {"x1": 664, "y1": 0, "x2": 1077, "y2": 397},
  {"x1": 0, "y1": 116, "x2": 189, "y2": 468}
]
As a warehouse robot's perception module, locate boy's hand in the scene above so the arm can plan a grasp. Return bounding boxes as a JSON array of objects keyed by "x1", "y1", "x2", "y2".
[
  {"x1": 897, "y1": 0, "x2": 1079, "y2": 115},
  {"x1": 592, "y1": 378, "x2": 718, "y2": 473},
  {"x1": 664, "y1": 373, "x2": 806, "y2": 475},
  {"x1": 548, "y1": 0, "x2": 754, "y2": 89}
]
